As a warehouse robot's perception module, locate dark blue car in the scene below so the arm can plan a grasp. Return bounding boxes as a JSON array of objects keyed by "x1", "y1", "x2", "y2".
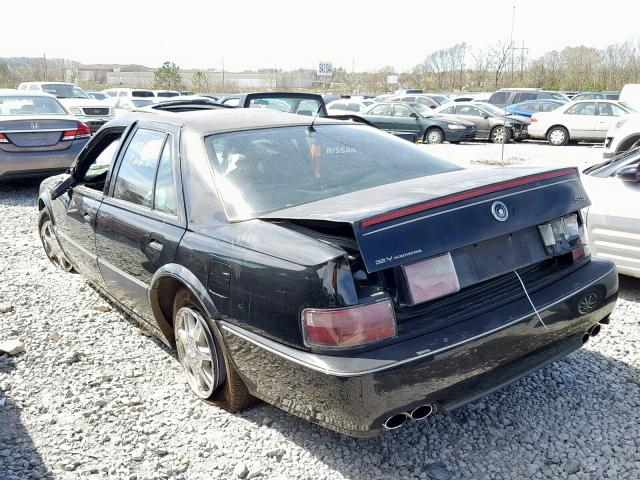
[{"x1": 506, "y1": 99, "x2": 565, "y2": 118}]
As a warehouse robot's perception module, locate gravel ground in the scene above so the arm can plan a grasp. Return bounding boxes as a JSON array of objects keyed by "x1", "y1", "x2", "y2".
[{"x1": 1, "y1": 143, "x2": 640, "y2": 480}]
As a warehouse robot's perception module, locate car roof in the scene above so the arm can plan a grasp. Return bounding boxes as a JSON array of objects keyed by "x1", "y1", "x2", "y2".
[
  {"x1": 20, "y1": 81, "x2": 76, "y2": 86},
  {"x1": 124, "y1": 107, "x2": 348, "y2": 135},
  {"x1": 0, "y1": 89, "x2": 58, "y2": 98}
]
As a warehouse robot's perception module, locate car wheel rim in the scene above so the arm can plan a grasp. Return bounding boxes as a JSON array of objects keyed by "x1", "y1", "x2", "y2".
[
  {"x1": 175, "y1": 307, "x2": 218, "y2": 398},
  {"x1": 427, "y1": 131, "x2": 442, "y2": 143},
  {"x1": 550, "y1": 130, "x2": 565, "y2": 145},
  {"x1": 493, "y1": 128, "x2": 506, "y2": 143},
  {"x1": 40, "y1": 219, "x2": 72, "y2": 271}
]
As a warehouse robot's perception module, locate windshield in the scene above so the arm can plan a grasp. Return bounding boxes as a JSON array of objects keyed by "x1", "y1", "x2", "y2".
[
  {"x1": 132, "y1": 90, "x2": 155, "y2": 98},
  {"x1": 130, "y1": 99, "x2": 155, "y2": 107},
  {"x1": 157, "y1": 92, "x2": 179, "y2": 98},
  {"x1": 42, "y1": 84, "x2": 89, "y2": 99},
  {"x1": 0, "y1": 96, "x2": 67, "y2": 116},
  {"x1": 477, "y1": 103, "x2": 509, "y2": 116},
  {"x1": 205, "y1": 125, "x2": 460, "y2": 220},
  {"x1": 248, "y1": 97, "x2": 323, "y2": 116}
]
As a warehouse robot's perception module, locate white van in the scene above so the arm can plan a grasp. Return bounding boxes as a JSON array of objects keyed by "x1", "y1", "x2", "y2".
[{"x1": 619, "y1": 84, "x2": 640, "y2": 110}]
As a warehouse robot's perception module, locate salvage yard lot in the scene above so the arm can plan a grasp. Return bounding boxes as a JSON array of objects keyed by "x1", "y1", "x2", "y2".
[{"x1": 1, "y1": 142, "x2": 639, "y2": 480}]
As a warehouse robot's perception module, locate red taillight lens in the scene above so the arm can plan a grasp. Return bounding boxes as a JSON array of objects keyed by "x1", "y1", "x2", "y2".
[
  {"x1": 302, "y1": 300, "x2": 397, "y2": 349},
  {"x1": 62, "y1": 122, "x2": 91, "y2": 141},
  {"x1": 402, "y1": 252, "x2": 460, "y2": 304},
  {"x1": 530, "y1": 115, "x2": 538, "y2": 123},
  {"x1": 0, "y1": 133, "x2": 8, "y2": 144}
]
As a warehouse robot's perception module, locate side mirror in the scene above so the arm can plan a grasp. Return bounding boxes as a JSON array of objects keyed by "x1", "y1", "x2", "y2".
[
  {"x1": 410, "y1": 112, "x2": 419, "y2": 119},
  {"x1": 50, "y1": 174, "x2": 76, "y2": 200},
  {"x1": 616, "y1": 164, "x2": 640, "y2": 183},
  {"x1": 483, "y1": 114, "x2": 490, "y2": 119}
]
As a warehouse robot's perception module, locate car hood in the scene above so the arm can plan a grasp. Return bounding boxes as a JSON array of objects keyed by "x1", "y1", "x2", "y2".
[
  {"x1": 261, "y1": 166, "x2": 587, "y2": 272},
  {"x1": 58, "y1": 98, "x2": 110, "y2": 108},
  {"x1": 499, "y1": 114, "x2": 530, "y2": 124}
]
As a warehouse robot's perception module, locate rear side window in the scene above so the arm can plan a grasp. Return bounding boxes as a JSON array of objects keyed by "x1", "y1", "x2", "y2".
[
  {"x1": 113, "y1": 129, "x2": 166, "y2": 208},
  {"x1": 440, "y1": 106, "x2": 455, "y2": 114},
  {"x1": 153, "y1": 141, "x2": 178, "y2": 215},
  {"x1": 370, "y1": 104, "x2": 392, "y2": 115},
  {"x1": 489, "y1": 92, "x2": 509, "y2": 104},
  {"x1": 566, "y1": 102, "x2": 597, "y2": 115}
]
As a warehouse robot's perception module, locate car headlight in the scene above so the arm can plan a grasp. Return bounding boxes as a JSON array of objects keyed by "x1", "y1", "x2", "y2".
[
  {"x1": 69, "y1": 107, "x2": 83, "y2": 115},
  {"x1": 447, "y1": 124, "x2": 466, "y2": 130}
]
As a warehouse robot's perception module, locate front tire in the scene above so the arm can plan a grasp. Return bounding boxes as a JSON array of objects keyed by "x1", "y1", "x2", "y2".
[
  {"x1": 173, "y1": 288, "x2": 255, "y2": 412},
  {"x1": 490, "y1": 126, "x2": 511, "y2": 144},
  {"x1": 424, "y1": 128, "x2": 444, "y2": 144},
  {"x1": 38, "y1": 210, "x2": 74, "y2": 272},
  {"x1": 547, "y1": 126, "x2": 569, "y2": 146}
]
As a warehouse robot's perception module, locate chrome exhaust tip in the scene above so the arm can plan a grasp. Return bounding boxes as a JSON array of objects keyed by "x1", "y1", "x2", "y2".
[
  {"x1": 382, "y1": 413, "x2": 408, "y2": 430},
  {"x1": 589, "y1": 324, "x2": 601, "y2": 337},
  {"x1": 409, "y1": 404, "x2": 434, "y2": 421}
]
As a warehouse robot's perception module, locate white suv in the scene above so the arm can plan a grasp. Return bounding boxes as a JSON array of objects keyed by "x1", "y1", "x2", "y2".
[
  {"x1": 18, "y1": 82, "x2": 114, "y2": 132},
  {"x1": 603, "y1": 113, "x2": 640, "y2": 159}
]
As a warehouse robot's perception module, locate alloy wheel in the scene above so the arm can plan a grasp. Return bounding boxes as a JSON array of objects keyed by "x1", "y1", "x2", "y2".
[
  {"x1": 40, "y1": 219, "x2": 73, "y2": 271},
  {"x1": 175, "y1": 307, "x2": 219, "y2": 399}
]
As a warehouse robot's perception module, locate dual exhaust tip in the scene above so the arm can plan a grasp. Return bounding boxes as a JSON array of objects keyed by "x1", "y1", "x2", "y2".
[{"x1": 383, "y1": 404, "x2": 434, "y2": 430}]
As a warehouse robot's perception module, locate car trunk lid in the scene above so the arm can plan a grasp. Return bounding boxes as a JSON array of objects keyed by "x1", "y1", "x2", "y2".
[
  {"x1": 260, "y1": 167, "x2": 588, "y2": 273},
  {"x1": 0, "y1": 118, "x2": 79, "y2": 148}
]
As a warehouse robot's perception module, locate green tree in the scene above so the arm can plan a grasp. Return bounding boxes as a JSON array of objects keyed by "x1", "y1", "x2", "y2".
[
  {"x1": 191, "y1": 70, "x2": 209, "y2": 92},
  {"x1": 154, "y1": 61, "x2": 182, "y2": 89}
]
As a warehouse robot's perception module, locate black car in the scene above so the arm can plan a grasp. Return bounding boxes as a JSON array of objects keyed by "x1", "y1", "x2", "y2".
[
  {"x1": 357, "y1": 102, "x2": 476, "y2": 143},
  {"x1": 38, "y1": 108, "x2": 617, "y2": 437}
]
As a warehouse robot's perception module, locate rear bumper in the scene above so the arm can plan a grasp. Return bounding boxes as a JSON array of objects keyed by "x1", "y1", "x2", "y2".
[
  {"x1": 220, "y1": 257, "x2": 617, "y2": 437},
  {"x1": 0, "y1": 138, "x2": 87, "y2": 181}
]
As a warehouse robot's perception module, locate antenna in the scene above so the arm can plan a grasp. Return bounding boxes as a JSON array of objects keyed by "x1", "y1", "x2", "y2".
[{"x1": 308, "y1": 103, "x2": 323, "y2": 133}]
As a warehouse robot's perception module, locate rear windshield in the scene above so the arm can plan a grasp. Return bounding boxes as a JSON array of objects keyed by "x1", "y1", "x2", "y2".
[
  {"x1": 42, "y1": 84, "x2": 89, "y2": 99},
  {"x1": 157, "y1": 92, "x2": 179, "y2": 97},
  {"x1": 132, "y1": 90, "x2": 155, "y2": 98},
  {"x1": 205, "y1": 124, "x2": 460, "y2": 220},
  {"x1": 130, "y1": 99, "x2": 154, "y2": 107},
  {"x1": 248, "y1": 97, "x2": 323, "y2": 116},
  {"x1": 0, "y1": 96, "x2": 66, "y2": 116}
]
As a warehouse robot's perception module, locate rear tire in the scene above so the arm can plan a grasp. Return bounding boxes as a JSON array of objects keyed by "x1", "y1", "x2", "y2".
[
  {"x1": 424, "y1": 128, "x2": 444, "y2": 144},
  {"x1": 547, "y1": 126, "x2": 569, "y2": 146},
  {"x1": 490, "y1": 126, "x2": 511, "y2": 144},
  {"x1": 173, "y1": 288, "x2": 255, "y2": 412}
]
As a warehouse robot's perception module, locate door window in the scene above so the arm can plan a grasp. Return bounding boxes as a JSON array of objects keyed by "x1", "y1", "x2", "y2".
[
  {"x1": 153, "y1": 141, "x2": 178, "y2": 216},
  {"x1": 440, "y1": 106, "x2": 455, "y2": 114},
  {"x1": 393, "y1": 104, "x2": 413, "y2": 117},
  {"x1": 541, "y1": 102, "x2": 559, "y2": 112},
  {"x1": 457, "y1": 105, "x2": 484, "y2": 117},
  {"x1": 370, "y1": 104, "x2": 392, "y2": 116},
  {"x1": 565, "y1": 102, "x2": 597, "y2": 115},
  {"x1": 113, "y1": 129, "x2": 166, "y2": 208},
  {"x1": 489, "y1": 91, "x2": 509, "y2": 104},
  {"x1": 598, "y1": 103, "x2": 625, "y2": 117}
]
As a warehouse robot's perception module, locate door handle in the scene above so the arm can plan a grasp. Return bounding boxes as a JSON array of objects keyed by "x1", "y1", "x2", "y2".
[{"x1": 148, "y1": 240, "x2": 164, "y2": 252}]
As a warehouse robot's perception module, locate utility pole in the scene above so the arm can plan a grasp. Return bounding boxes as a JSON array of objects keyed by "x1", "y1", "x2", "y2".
[
  {"x1": 512, "y1": 40, "x2": 529, "y2": 82},
  {"x1": 43, "y1": 54, "x2": 47, "y2": 81},
  {"x1": 222, "y1": 57, "x2": 225, "y2": 88},
  {"x1": 509, "y1": 0, "x2": 516, "y2": 85}
]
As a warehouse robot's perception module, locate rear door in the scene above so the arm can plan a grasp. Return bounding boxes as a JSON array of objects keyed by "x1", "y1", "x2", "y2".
[{"x1": 95, "y1": 122, "x2": 186, "y2": 324}]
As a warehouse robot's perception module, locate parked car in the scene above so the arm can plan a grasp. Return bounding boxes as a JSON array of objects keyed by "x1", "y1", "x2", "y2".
[
  {"x1": 572, "y1": 92, "x2": 620, "y2": 101},
  {"x1": 326, "y1": 99, "x2": 370, "y2": 115},
  {"x1": 394, "y1": 89, "x2": 423, "y2": 94},
  {"x1": 0, "y1": 90, "x2": 91, "y2": 182},
  {"x1": 36, "y1": 107, "x2": 616, "y2": 437},
  {"x1": 218, "y1": 92, "x2": 327, "y2": 116},
  {"x1": 357, "y1": 102, "x2": 475, "y2": 143},
  {"x1": 582, "y1": 149, "x2": 640, "y2": 278},
  {"x1": 451, "y1": 93, "x2": 491, "y2": 103},
  {"x1": 528, "y1": 100, "x2": 636, "y2": 146},
  {"x1": 433, "y1": 101, "x2": 529, "y2": 143},
  {"x1": 86, "y1": 91, "x2": 109, "y2": 101},
  {"x1": 390, "y1": 95, "x2": 439, "y2": 109},
  {"x1": 18, "y1": 82, "x2": 114, "y2": 132},
  {"x1": 603, "y1": 113, "x2": 640, "y2": 158},
  {"x1": 102, "y1": 88, "x2": 156, "y2": 101},
  {"x1": 505, "y1": 99, "x2": 566, "y2": 118},
  {"x1": 153, "y1": 90, "x2": 180, "y2": 98},
  {"x1": 488, "y1": 88, "x2": 570, "y2": 108},
  {"x1": 111, "y1": 98, "x2": 155, "y2": 115}
]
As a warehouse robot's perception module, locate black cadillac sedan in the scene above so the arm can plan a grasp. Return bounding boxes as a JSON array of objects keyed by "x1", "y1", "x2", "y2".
[{"x1": 37, "y1": 108, "x2": 618, "y2": 437}]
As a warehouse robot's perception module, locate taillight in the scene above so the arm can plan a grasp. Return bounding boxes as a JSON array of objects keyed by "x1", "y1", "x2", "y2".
[
  {"x1": 62, "y1": 122, "x2": 92, "y2": 141},
  {"x1": 402, "y1": 252, "x2": 460, "y2": 304},
  {"x1": 538, "y1": 213, "x2": 589, "y2": 261},
  {"x1": 0, "y1": 133, "x2": 8, "y2": 144},
  {"x1": 530, "y1": 115, "x2": 538, "y2": 123},
  {"x1": 302, "y1": 299, "x2": 397, "y2": 349}
]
